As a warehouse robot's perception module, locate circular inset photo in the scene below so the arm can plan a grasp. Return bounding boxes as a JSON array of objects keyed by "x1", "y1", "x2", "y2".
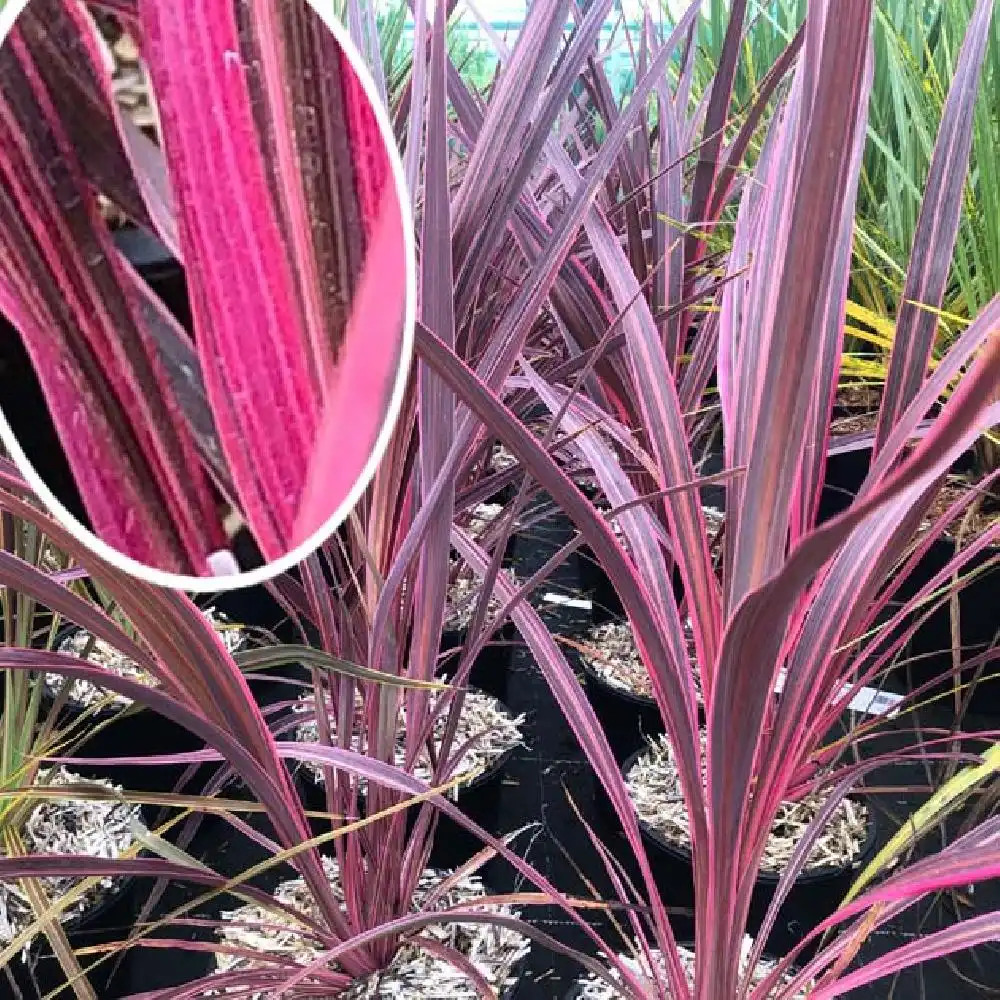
[{"x1": 0, "y1": 0, "x2": 413, "y2": 589}]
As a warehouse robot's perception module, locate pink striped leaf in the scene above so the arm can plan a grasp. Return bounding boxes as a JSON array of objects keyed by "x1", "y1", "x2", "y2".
[
  {"x1": 399, "y1": 0, "x2": 456, "y2": 783},
  {"x1": 416, "y1": 322, "x2": 697, "y2": 999},
  {"x1": 0, "y1": 7, "x2": 227, "y2": 573},
  {"x1": 707, "y1": 330, "x2": 1000, "y2": 995},
  {"x1": 452, "y1": 0, "x2": 613, "y2": 315},
  {"x1": 706, "y1": 26, "x2": 805, "y2": 225},
  {"x1": 12, "y1": 0, "x2": 177, "y2": 253},
  {"x1": 0, "y1": 465, "x2": 358, "y2": 944},
  {"x1": 0, "y1": 0, "x2": 408, "y2": 573},
  {"x1": 723, "y1": 6, "x2": 873, "y2": 607},
  {"x1": 449, "y1": 0, "x2": 569, "y2": 275},
  {"x1": 713, "y1": 28, "x2": 868, "y2": 962},
  {"x1": 813, "y1": 914, "x2": 1000, "y2": 1000},
  {"x1": 138, "y1": 0, "x2": 406, "y2": 561},
  {"x1": 373, "y1": 5, "x2": 704, "y2": 658},
  {"x1": 684, "y1": 0, "x2": 748, "y2": 275}
]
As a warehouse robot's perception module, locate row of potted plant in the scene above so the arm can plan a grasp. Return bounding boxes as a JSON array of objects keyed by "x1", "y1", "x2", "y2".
[{"x1": 1, "y1": 0, "x2": 1000, "y2": 998}]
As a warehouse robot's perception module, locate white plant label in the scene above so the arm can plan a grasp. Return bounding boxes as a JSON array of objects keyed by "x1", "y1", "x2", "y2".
[
  {"x1": 773, "y1": 669, "x2": 902, "y2": 718},
  {"x1": 542, "y1": 592, "x2": 593, "y2": 610}
]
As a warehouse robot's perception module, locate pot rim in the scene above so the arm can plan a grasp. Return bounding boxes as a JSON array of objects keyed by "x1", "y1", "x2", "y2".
[
  {"x1": 579, "y1": 651, "x2": 659, "y2": 710},
  {"x1": 47, "y1": 621, "x2": 249, "y2": 721}
]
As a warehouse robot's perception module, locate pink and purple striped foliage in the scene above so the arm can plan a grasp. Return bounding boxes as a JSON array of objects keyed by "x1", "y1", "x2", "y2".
[
  {"x1": 411, "y1": 0, "x2": 1000, "y2": 996},
  {"x1": 0, "y1": 0, "x2": 409, "y2": 577},
  {"x1": 0, "y1": 456, "x2": 604, "y2": 996},
  {"x1": 0, "y1": 1, "x2": 999, "y2": 998},
  {"x1": 0, "y1": 4, "x2": 644, "y2": 994}
]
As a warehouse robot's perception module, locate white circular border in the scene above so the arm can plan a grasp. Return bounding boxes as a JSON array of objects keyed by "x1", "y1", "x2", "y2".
[{"x1": 0, "y1": 0, "x2": 416, "y2": 593}]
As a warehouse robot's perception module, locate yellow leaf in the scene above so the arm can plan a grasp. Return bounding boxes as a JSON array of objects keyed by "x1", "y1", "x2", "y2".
[
  {"x1": 845, "y1": 300, "x2": 898, "y2": 342},
  {"x1": 844, "y1": 741, "x2": 1000, "y2": 904}
]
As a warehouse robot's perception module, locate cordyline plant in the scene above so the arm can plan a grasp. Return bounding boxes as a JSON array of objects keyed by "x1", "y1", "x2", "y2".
[
  {"x1": 0, "y1": 0, "x2": 762, "y2": 993},
  {"x1": 0, "y1": 1, "x2": 656, "y2": 996},
  {"x1": 0, "y1": 0, "x2": 410, "y2": 577},
  {"x1": 0, "y1": 4, "x2": 620, "y2": 973},
  {"x1": 177, "y1": 0, "x2": 633, "y2": 987},
  {"x1": 398, "y1": 1, "x2": 1000, "y2": 998},
  {"x1": 0, "y1": 458, "x2": 596, "y2": 998},
  {"x1": 0, "y1": 1, "x2": 999, "y2": 998}
]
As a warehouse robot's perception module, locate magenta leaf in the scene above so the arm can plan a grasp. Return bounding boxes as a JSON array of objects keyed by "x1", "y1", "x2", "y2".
[
  {"x1": 139, "y1": 0, "x2": 408, "y2": 561},
  {"x1": 0, "y1": 0, "x2": 410, "y2": 573},
  {"x1": 0, "y1": 8, "x2": 227, "y2": 573}
]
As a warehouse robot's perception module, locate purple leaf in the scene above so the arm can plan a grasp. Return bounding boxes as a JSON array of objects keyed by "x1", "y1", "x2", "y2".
[{"x1": 139, "y1": 0, "x2": 407, "y2": 560}]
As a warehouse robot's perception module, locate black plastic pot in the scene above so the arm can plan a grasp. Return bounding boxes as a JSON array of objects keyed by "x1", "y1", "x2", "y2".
[
  {"x1": 496, "y1": 954, "x2": 530, "y2": 1000},
  {"x1": 569, "y1": 483, "x2": 622, "y2": 625},
  {"x1": 62, "y1": 704, "x2": 214, "y2": 805},
  {"x1": 613, "y1": 749, "x2": 879, "y2": 957},
  {"x1": 203, "y1": 582, "x2": 306, "y2": 644},
  {"x1": 819, "y1": 440, "x2": 975, "y2": 522},
  {"x1": 818, "y1": 444, "x2": 873, "y2": 523},
  {"x1": 559, "y1": 941, "x2": 683, "y2": 1000},
  {"x1": 423, "y1": 744, "x2": 515, "y2": 872},
  {"x1": 575, "y1": 479, "x2": 603, "y2": 504},
  {"x1": 695, "y1": 448, "x2": 728, "y2": 511},
  {"x1": 580, "y1": 655, "x2": 663, "y2": 765},
  {"x1": 820, "y1": 447, "x2": 1000, "y2": 711},
  {"x1": 895, "y1": 534, "x2": 1000, "y2": 713},
  {"x1": 47, "y1": 624, "x2": 238, "y2": 799},
  {"x1": 112, "y1": 227, "x2": 191, "y2": 324},
  {"x1": 575, "y1": 550, "x2": 624, "y2": 624},
  {"x1": 6, "y1": 872, "x2": 137, "y2": 997},
  {"x1": 439, "y1": 620, "x2": 518, "y2": 701},
  {"x1": 490, "y1": 528, "x2": 520, "y2": 568}
]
